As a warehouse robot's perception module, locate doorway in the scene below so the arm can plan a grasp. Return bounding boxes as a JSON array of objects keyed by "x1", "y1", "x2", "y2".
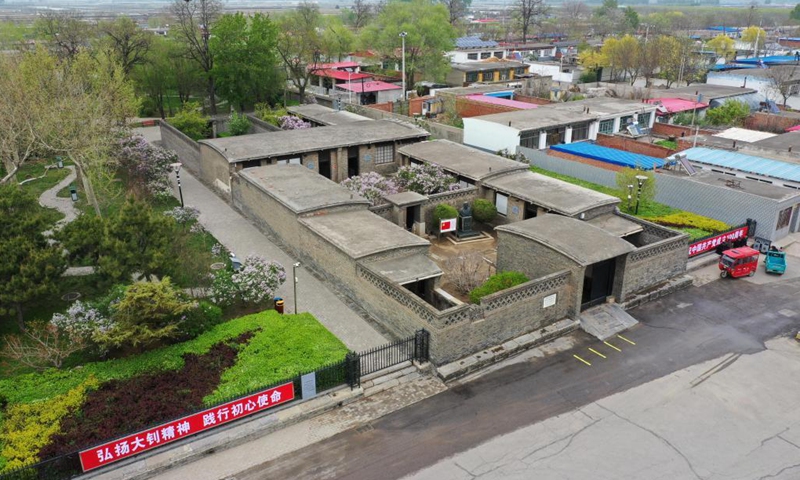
[
  {"x1": 524, "y1": 203, "x2": 538, "y2": 220},
  {"x1": 319, "y1": 150, "x2": 331, "y2": 179},
  {"x1": 406, "y1": 205, "x2": 419, "y2": 231},
  {"x1": 581, "y1": 258, "x2": 616, "y2": 310},
  {"x1": 347, "y1": 147, "x2": 359, "y2": 178}
]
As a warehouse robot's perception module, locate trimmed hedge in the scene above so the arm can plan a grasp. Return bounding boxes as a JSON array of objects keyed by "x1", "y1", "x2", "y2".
[
  {"x1": 647, "y1": 213, "x2": 729, "y2": 234},
  {"x1": 472, "y1": 199, "x2": 497, "y2": 224},
  {"x1": 469, "y1": 271, "x2": 530, "y2": 304}
]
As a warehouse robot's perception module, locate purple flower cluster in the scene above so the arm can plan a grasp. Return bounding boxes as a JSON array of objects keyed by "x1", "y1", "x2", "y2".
[
  {"x1": 209, "y1": 255, "x2": 287, "y2": 307},
  {"x1": 51, "y1": 300, "x2": 115, "y2": 341},
  {"x1": 164, "y1": 206, "x2": 201, "y2": 224},
  {"x1": 395, "y1": 163, "x2": 459, "y2": 195},
  {"x1": 117, "y1": 135, "x2": 178, "y2": 198},
  {"x1": 341, "y1": 172, "x2": 400, "y2": 206},
  {"x1": 278, "y1": 115, "x2": 312, "y2": 130}
]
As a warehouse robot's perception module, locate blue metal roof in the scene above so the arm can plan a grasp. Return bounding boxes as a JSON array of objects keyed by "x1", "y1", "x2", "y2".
[
  {"x1": 549, "y1": 142, "x2": 665, "y2": 170},
  {"x1": 682, "y1": 147, "x2": 800, "y2": 182},
  {"x1": 737, "y1": 56, "x2": 798, "y2": 65},
  {"x1": 455, "y1": 36, "x2": 498, "y2": 49},
  {"x1": 707, "y1": 26, "x2": 741, "y2": 32},
  {"x1": 709, "y1": 64, "x2": 758, "y2": 71}
]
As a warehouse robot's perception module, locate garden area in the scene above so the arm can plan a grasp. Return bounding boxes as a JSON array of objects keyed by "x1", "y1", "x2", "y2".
[
  {"x1": 530, "y1": 165, "x2": 730, "y2": 240},
  {"x1": 0, "y1": 132, "x2": 348, "y2": 476}
]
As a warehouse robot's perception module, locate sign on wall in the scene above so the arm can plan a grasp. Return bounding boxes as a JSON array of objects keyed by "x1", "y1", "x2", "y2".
[
  {"x1": 79, "y1": 382, "x2": 295, "y2": 472},
  {"x1": 543, "y1": 293, "x2": 557, "y2": 308},
  {"x1": 688, "y1": 225, "x2": 748, "y2": 257},
  {"x1": 440, "y1": 218, "x2": 457, "y2": 233}
]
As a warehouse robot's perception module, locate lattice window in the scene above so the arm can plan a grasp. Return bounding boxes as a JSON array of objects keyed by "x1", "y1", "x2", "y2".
[
  {"x1": 629, "y1": 240, "x2": 687, "y2": 262},
  {"x1": 375, "y1": 144, "x2": 394, "y2": 164}
]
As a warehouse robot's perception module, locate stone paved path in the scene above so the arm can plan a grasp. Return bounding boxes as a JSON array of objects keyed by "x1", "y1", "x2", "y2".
[
  {"x1": 135, "y1": 126, "x2": 387, "y2": 352},
  {"x1": 38, "y1": 165, "x2": 79, "y2": 230}
]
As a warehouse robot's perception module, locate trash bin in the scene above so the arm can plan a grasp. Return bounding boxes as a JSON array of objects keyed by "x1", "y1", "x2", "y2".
[
  {"x1": 274, "y1": 297, "x2": 284, "y2": 314},
  {"x1": 69, "y1": 184, "x2": 78, "y2": 202}
]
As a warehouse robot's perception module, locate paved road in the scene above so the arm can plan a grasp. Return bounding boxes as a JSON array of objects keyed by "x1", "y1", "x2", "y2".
[
  {"x1": 234, "y1": 275, "x2": 800, "y2": 480},
  {"x1": 134, "y1": 126, "x2": 387, "y2": 352}
]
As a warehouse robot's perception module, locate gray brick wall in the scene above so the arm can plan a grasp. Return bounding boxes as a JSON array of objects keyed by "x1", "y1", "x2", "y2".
[
  {"x1": 160, "y1": 122, "x2": 201, "y2": 175},
  {"x1": 622, "y1": 236, "x2": 689, "y2": 299}
]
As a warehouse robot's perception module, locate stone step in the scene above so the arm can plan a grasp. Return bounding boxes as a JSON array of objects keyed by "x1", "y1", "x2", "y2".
[{"x1": 579, "y1": 303, "x2": 639, "y2": 341}]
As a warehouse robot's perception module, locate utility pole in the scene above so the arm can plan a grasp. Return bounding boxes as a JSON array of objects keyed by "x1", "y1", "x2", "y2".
[{"x1": 399, "y1": 31, "x2": 408, "y2": 101}]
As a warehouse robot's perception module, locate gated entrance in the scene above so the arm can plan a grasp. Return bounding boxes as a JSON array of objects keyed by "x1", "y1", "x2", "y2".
[{"x1": 581, "y1": 258, "x2": 616, "y2": 310}]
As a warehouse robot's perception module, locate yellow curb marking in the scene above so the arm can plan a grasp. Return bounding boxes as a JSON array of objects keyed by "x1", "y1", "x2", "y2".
[
  {"x1": 604, "y1": 341, "x2": 622, "y2": 352},
  {"x1": 588, "y1": 348, "x2": 607, "y2": 359},
  {"x1": 573, "y1": 354, "x2": 592, "y2": 366},
  {"x1": 617, "y1": 334, "x2": 636, "y2": 345}
]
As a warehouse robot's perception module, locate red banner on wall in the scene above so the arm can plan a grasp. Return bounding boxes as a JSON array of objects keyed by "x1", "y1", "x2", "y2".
[
  {"x1": 688, "y1": 226, "x2": 748, "y2": 257},
  {"x1": 79, "y1": 382, "x2": 295, "y2": 472}
]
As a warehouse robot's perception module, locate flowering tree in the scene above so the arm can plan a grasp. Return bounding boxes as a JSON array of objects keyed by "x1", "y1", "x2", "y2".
[
  {"x1": 117, "y1": 135, "x2": 177, "y2": 198},
  {"x1": 341, "y1": 172, "x2": 399, "y2": 205},
  {"x1": 278, "y1": 115, "x2": 311, "y2": 130},
  {"x1": 395, "y1": 163, "x2": 459, "y2": 195},
  {"x1": 164, "y1": 206, "x2": 201, "y2": 225},
  {"x1": 210, "y1": 255, "x2": 286, "y2": 307},
  {"x1": 51, "y1": 300, "x2": 114, "y2": 342}
]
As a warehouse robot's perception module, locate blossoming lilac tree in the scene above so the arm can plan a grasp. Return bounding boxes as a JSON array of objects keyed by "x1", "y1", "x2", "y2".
[
  {"x1": 395, "y1": 163, "x2": 459, "y2": 195},
  {"x1": 117, "y1": 135, "x2": 177, "y2": 199},
  {"x1": 278, "y1": 115, "x2": 311, "y2": 130},
  {"x1": 210, "y1": 255, "x2": 287, "y2": 308},
  {"x1": 340, "y1": 172, "x2": 400, "y2": 205}
]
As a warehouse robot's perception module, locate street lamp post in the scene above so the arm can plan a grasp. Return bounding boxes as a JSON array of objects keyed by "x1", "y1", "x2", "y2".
[
  {"x1": 293, "y1": 262, "x2": 301, "y2": 315},
  {"x1": 634, "y1": 175, "x2": 648, "y2": 215},
  {"x1": 399, "y1": 31, "x2": 408, "y2": 101},
  {"x1": 171, "y1": 163, "x2": 184, "y2": 208},
  {"x1": 627, "y1": 184, "x2": 634, "y2": 211}
]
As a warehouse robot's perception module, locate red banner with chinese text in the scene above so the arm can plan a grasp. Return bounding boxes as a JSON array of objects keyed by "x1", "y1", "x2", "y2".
[
  {"x1": 688, "y1": 225, "x2": 748, "y2": 258},
  {"x1": 79, "y1": 382, "x2": 294, "y2": 472}
]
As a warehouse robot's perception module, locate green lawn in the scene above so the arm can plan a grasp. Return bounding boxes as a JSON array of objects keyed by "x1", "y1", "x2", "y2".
[{"x1": 529, "y1": 166, "x2": 726, "y2": 240}]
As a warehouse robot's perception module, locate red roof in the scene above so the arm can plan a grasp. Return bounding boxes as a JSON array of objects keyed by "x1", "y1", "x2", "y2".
[
  {"x1": 785, "y1": 124, "x2": 800, "y2": 132},
  {"x1": 315, "y1": 61, "x2": 360, "y2": 70},
  {"x1": 337, "y1": 81, "x2": 402, "y2": 93},
  {"x1": 466, "y1": 95, "x2": 538, "y2": 110},
  {"x1": 645, "y1": 98, "x2": 709, "y2": 115},
  {"x1": 313, "y1": 69, "x2": 372, "y2": 81}
]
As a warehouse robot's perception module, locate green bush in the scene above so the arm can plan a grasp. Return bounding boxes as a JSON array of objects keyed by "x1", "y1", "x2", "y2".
[
  {"x1": 432, "y1": 204, "x2": 458, "y2": 232},
  {"x1": 472, "y1": 199, "x2": 497, "y2": 223},
  {"x1": 228, "y1": 111, "x2": 251, "y2": 136},
  {"x1": 205, "y1": 312, "x2": 348, "y2": 404},
  {"x1": 647, "y1": 212, "x2": 729, "y2": 233},
  {"x1": 254, "y1": 103, "x2": 288, "y2": 127},
  {"x1": 179, "y1": 301, "x2": 224, "y2": 339},
  {"x1": 0, "y1": 377, "x2": 98, "y2": 472},
  {"x1": 168, "y1": 102, "x2": 210, "y2": 141},
  {"x1": 705, "y1": 99, "x2": 750, "y2": 127},
  {"x1": 469, "y1": 271, "x2": 530, "y2": 304}
]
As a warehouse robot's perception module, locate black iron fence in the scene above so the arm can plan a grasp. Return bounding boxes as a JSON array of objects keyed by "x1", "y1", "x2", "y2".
[{"x1": 0, "y1": 330, "x2": 430, "y2": 480}]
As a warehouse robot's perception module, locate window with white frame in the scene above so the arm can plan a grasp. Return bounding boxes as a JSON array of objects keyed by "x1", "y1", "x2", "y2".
[
  {"x1": 481, "y1": 52, "x2": 491, "y2": 59},
  {"x1": 467, "y1": 53, "x2": 478, "y2": 60},
  {"x1": 571, "y1": 123, "x2": 590, "y2": 142},
  {"x1": 375, "y1": 144, "x2": 394, "y2": 164},
  {"x1": 495, "y1": 192, "x2": 509, "y2": 216},
  {"x1": 637, "y1": 112, "x2": 652, "y2": 126}
]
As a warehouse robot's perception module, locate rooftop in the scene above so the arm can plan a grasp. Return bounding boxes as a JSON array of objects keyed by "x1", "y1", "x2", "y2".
[
  {"x1": 451, "y1": 60, "x2": 528, "y2": 72},
  {"x1": 645, "y1": 98, "x2": 709, "y2": 114},
  {"x1": 200, "y1": 120, "x2": 429, "y2": 163},
  {"x1": 455, "y1": 35, "x2": 499, "y2": 49},
  {"x1": 549, "y1": 142, "x2": 665, "y2": 170},
  {"x1": 484, "y1": 170, "x2": 620, "y2": 216},
  {"x1": 660, "y1": 167, "x2": 800, "y2": 202},
  {"x1": 714, "y1": 127, "x2": 777, "y2": 143},
  {"x1": 434, "y1": 84, "x2": 517, "y2": 97},
  {"x1": 364, "y1": 254, "x2": 442, "y2": 285},
  {"x1": 336, "y1": 81, "x2": 402, "y2": 92},
  {"x1": 586, "y1": 213, "x2": 643, "y2": 237},
  {"x1": 398, "y1": 140, "x2": 528, "y2": 181},
  {"x1": 681, "y1": 147, "x2": 800, "y2": 183},
  {"x1": 496, "y1": 215, "x2": 636, "y2": 266},
  {"x1": 287, "y1": 104, "x2": 370, "y2": 126},
  {"x1": 300, "y1": 209, "x2": 430, "y2": 260},
  {"x1": 238, "y1": 165, "x2": 369, "y2": 214},
  {"x1": 465, "y1": 94, "x2": 538, "y2": 110},
  {"x1": 751, "y1": 131, "x2": 800, "y2": 151},
  {"x1": 737, "y1": 56, "x2": 800, "y2": 66},
  {"x1": 470, "y1": 98, "x2": 655, "y2": 131},
  {"x1": 313, "y1": 69, "x2": 372, "y2": 81},
  {"x1": 664, "y1": 85, "x2": 757, "y2": 102},
  {"x1": 715, "y1": 66, "x2": 800, "y2": 79}
]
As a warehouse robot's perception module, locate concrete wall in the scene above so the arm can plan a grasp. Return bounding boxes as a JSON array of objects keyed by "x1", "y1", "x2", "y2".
[
  {"x1": 522, "y1": 146, "x2": 796, "y2": 241},
  {"x1": 619, "y1": 219, "x2": 689, "y2": 299},
  {"x1": 160, "y1": 121, "x2": 201, "y2": 175},
  {"x1": 463, "y1": 117, "x2": 520, "y2": 152},
  {"x1": 245, "y1": 114, "x2": 281, "y2": 133},
  {"x1": 456, "y1": 97, "x2": 520, "y2": 118},
  {"x1": 197, "y1": 144, "x2": 234, "y2": 195},
  {"x1": 651, "y1": 122, "x2": 716, "y2": 139}
]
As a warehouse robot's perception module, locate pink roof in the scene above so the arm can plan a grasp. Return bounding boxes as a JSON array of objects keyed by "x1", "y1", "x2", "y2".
[
  {"x1": 466, "y1": 94, "x2": 538, "y2": 110},
  {"x1": 337, "y1": 81, "x2": 402, "y2": 93},
  {"x1": 313, "y1": 69, "x2": 371, "y2": 81},
  {"x1": 785, "y1": 125, "x2": 800, "y2": 132},
  {"x1": 646, "y1": 98, "x2": 709, "y2": 115},
  {"x1": 315, "y1": 61, "x2": 360, "y2": 70}
]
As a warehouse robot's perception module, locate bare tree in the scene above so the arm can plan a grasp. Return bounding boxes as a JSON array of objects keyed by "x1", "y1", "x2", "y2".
[
  {"x1": 515, "y1": 0, "x2": 548, "y2": 44},
  {"x1": 444, "y1": 253, "x2": 488, "y2": 295},
  {"x1": 439, "y1": 0, "x2": 471, "y2": 26},
  {"x1": 34, "y1": 11, "x2": 94, "y2": 60},
  {"x1": 170, "y1": 0, "x2": 222, "y2": 115},
  {"x1": 350, "y1": 0, "x2": 374, "y2": 31},
  {"x1": 98, "y1": 16, "x2": 152, "y2": 76},
  {"x1": 2, "y1": 321, "x2": 88, "y2": 370},
  {"x1": 562, "y1": 0, "x2": 588, "y2": 20},
  {"x1": 277, "y1": 2, "x2": 324, "y2": 100},
  {"x1": 766, "y1": 65, "x2": 800, "y2": 106}
]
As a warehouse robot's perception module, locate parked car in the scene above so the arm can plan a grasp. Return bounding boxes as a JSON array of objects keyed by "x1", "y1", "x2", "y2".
[{"x1": 764, "y1": 249, "x2": 786, "y2": 275}]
